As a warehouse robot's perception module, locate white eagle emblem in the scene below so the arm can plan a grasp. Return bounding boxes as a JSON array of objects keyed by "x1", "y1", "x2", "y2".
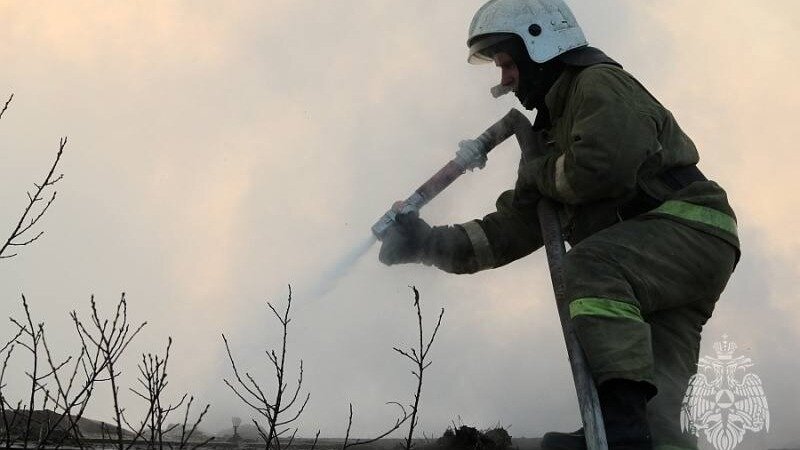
[{"x1": 681, "y1": 335, "x2": 769, "y2": 450}]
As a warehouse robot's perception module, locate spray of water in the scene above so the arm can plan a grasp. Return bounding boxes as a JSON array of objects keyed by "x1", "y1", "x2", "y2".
[{"x1": 309, "y1": 235, "x2": 378, "y2": 301}]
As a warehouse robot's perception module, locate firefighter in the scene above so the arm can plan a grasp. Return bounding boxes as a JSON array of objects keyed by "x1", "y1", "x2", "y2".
[{"x1": 378, "y1": 1, "x2": 740, "y2": 449}]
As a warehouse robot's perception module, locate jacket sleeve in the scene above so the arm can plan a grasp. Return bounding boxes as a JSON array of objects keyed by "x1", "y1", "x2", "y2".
[
  {"x1": 522, "y1": 67, "x2": 660, "y2": 205},
  {"x1": 423, "y1": 189, "x2": 543, "y2": 274}
]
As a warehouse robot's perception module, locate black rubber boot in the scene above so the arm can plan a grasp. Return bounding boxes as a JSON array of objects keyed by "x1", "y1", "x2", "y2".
[{"x1": 541, "y1": 379, "x2": 654, "y2": 450}]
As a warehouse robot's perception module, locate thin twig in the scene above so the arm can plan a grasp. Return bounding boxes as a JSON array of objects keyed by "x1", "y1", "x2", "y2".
[
  {"x1": 342, "y1": 402, "x2": 410, "y2": 450},
  {"x1": 0, "y1": 136, "x2": 67, "y2": 260},
  {"x1": 0, "y1": 93, "x2": 12, "y2": 120},
  {"x1": 310, "y1": 429, "x2": 321, "y2": 450}
]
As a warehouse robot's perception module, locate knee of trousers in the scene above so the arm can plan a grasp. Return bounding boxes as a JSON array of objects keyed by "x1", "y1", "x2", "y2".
[
  {"x1": 563, "y1": 247, "x2": 656, "y2": 386},
  {"x1": 571, "y1": 315, "x2": 656, "y2": 386}
]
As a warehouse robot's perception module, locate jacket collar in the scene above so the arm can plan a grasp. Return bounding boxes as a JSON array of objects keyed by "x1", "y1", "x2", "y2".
[{"x1": 544, "y1": 67, "x2": 581, "y2": 122}]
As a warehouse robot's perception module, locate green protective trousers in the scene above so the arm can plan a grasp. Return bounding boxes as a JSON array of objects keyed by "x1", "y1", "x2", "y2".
[{"x1": 562, "y1": 216, "x2": 737, "y2": 450}]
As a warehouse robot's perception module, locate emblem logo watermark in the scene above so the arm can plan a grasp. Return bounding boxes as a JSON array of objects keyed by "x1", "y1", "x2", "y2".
[{"x1": 681, "y1": 335, "x2": 769, "y2": 450}]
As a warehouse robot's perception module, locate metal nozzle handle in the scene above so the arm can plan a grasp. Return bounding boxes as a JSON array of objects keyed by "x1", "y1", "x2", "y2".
[{"x1": 372, "y1": 108, "x2": 533, "y2": 240}]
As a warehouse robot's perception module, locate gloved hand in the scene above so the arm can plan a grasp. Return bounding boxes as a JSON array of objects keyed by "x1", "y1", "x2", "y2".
[
  {"x1": 513, "y1": 155, "x2": 547, "y2": 208},
  {"x1": 378, "y1": 210, "x2": 432, "y2": 266},
  {"x1": 456, "y1": 139, "x2": 487, "y2": 171}
]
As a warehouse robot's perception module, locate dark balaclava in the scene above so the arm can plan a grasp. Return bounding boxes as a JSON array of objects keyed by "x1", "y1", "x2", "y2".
[{"x1": 497, "y1": 37, "x2": 565, "y2": 111}]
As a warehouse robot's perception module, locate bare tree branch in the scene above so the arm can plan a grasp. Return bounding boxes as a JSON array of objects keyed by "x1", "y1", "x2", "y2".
[
  {"x1": 0, "y1": 93, "x2": 12, "y2": 120},
  {"x1": 336, "y1": 287, "x2": 443, "y2": 450},
  {"x1": 223, "y1": 284, "x2": 309, "y2": 450},
  {"x1": 1, "y1": 326, "x2": 24, "y2": 448},
  {"x1": 74, "y1": 293, "x2": 147, "y2": 450},
  {"x1": 342, "y1": 402, "x2": 410, "y2": 450},
  {"x1": 393, "y1": 286, "x2": 444, "y2": 450},
  {"x1": 310, "y1": 429, "x2": 320, "y2": 450},
  {"x1": 0, "y1": 131, "x2": 67, "y2": 260},
  {"x1": 177, "y1": 396, "x2": 214, "y2": 450}
]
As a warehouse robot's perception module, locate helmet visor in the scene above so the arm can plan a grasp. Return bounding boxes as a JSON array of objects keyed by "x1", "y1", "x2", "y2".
[{"x1": 467, "y1": 34, "x2": 516, "y2": 64}]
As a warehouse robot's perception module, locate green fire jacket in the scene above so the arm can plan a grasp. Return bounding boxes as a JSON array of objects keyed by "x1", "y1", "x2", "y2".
[{"x1": 426, "y1": 64, "x2": 739, "y2": 274}]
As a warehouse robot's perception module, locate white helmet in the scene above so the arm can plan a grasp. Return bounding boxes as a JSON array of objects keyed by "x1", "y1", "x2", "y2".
[{"x1": 467, "y1": 0, "x2": 587, "y2": 64}]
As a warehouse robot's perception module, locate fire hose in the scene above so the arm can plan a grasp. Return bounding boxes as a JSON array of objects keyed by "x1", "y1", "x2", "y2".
[{"x1": 371, "y1": 109, "x2": 608, "y2": 450}]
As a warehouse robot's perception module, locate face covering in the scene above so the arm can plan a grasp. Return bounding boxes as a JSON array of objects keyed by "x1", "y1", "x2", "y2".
[
  {"x1": 481, "y1": 36, "x2": 566, "y2": 110},
  {"x1": 508, "y1": 45, "x2": 565, "y2": 110}
]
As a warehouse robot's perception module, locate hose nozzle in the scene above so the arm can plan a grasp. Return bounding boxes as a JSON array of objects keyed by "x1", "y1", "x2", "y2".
[{"x1": 372, "y1": 108, "x2": 533, "y2": 240}]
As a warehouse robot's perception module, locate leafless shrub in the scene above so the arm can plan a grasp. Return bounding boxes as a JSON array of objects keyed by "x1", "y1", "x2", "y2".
[
  {"x1": 394, "y1": 286, "x2": 444, "y2": 450},
  {"x1": 130, "y1": 338, "x2": 181, "y2": 448},
  {"x1": 1, "y1": 293, "x2": 214, "y2": 450},
  {"x1": 0, "y1": 314, "x2": 26, "y2": 448},
  {"x1": 342, "y1": 286, "x2": 444, "y2": 450},
  {"x1": 0, "y1": 93, "x2": 67, "y2": 260},
  {"x1": 2, "y1": 93, "x2": 212, "y2": 449},
  {"x1": 223, "y1": 285, "x2": 312, "y2": 450},
  {"x1": 8, "y1": 296, "x2": 46, "y2": 447},
  {"x1": 1, "y1": 296, "x2": 93, "y2": 449},
  {"x1": 129, "y1": 337, "x2": 213, "y2": 450},
  {"x1": 1, "y1": 294, "x2": 117, "y2": 449},
  {"x1": 73, "y1": 294, "x2": 147, "y2": 450}
]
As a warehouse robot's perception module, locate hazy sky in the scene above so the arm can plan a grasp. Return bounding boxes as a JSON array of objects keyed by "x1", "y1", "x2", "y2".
[{"x1": 1, "y1": 1, "x2": 799, "y2": 449}]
